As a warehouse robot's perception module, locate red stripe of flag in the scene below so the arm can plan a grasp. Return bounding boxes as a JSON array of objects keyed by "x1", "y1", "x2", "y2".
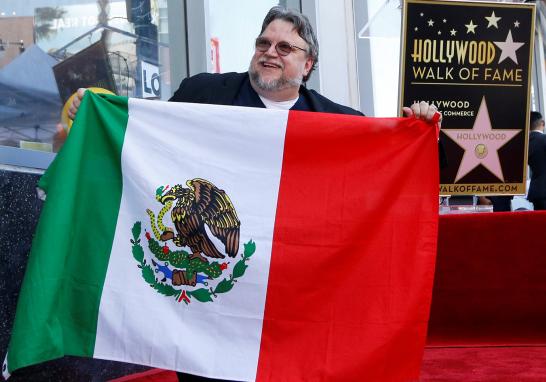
[{"x1": 257, "y1": 112, "x2": 439, "y2": 381}]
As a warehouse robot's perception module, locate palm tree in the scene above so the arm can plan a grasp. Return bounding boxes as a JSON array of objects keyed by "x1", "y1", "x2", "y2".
[{"x1": 34, "y1": 7, "x2": 67, "y2": 40}]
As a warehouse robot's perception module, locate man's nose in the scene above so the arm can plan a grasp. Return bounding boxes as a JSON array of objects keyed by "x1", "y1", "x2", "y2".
[{"x1": 264, "y1": 43, "x2": 279, "y2": 57}]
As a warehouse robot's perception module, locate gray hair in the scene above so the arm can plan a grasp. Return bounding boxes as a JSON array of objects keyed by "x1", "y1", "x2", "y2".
[{"x1": 260, "y1": 6, "x2": 319, "y2": 82}]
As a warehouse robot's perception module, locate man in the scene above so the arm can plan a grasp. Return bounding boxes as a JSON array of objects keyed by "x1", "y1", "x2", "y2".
[
  {"x1": 67, "y1": 6, "x2": 440, "y2": 382},
  {"x1": 528, "y1": 111, "x2": 546, "y2": 210},
  {"x1": 69, "y1": 7, "x2": 439, "y2": 122}
]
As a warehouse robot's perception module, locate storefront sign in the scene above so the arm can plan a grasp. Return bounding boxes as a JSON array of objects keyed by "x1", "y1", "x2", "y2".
[{"x1": 141, "y1": 60, "x2": 160, "y2": 98}]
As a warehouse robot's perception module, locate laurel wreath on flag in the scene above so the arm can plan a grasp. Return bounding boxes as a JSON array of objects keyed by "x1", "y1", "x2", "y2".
[{"x1": 130, "y1": 221, "x2": 255, "y2": 304}]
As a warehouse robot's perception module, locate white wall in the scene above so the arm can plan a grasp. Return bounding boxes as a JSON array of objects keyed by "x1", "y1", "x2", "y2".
[
  {"x1": 208, "y1": 0, "x2": 277, "y2": 73},
  {"x1": 312, "y1": 0, "x2": 360, "y2": 110}
]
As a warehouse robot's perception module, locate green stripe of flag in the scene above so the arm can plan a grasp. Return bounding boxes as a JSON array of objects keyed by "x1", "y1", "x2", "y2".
[{"x1": 7, "y1": 92, "x2": 128, "y2": 373}]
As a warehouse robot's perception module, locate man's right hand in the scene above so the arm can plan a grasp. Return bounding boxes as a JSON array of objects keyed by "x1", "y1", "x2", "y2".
[{"x1": 68, "y1": 88, "x2": 87, "y2": 120}]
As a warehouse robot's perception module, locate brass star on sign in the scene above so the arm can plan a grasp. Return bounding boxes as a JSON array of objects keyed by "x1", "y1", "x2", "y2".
[
  {"x1": 485, "y1": 11, "x2": 501, "y2": 29},
  {"x1": 465, "y1": 20, "x2": 478, "y2": 34}
]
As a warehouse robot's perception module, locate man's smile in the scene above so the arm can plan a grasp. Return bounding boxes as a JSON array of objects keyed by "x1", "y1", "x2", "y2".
[{"x1": 259, "y1": 61, "x2": 282, "y2": 69}]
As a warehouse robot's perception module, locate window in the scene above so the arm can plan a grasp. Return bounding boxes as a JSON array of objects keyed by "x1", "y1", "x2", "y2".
[{"x1": 0, "y1": 0, "x2": 174, "y2": 169}]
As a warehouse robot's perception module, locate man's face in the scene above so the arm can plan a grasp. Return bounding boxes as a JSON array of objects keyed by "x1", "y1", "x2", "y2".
[{"x1": 249, "y1": 19, "x2": 314, "y2": 95}]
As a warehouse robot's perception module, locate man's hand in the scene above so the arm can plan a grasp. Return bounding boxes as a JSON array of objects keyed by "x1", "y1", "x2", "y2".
[
  {"x1": 402, "y1": 101, "x2": 442, "y2": 125},
  {"x1": 479, "y1": 196, "x2": 493, "y2": 206},
  {"x1": 67, "y1": 88, "x2": 87, "y2": 120}
]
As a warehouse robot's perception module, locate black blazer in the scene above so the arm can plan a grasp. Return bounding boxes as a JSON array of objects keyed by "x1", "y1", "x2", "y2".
[
  {"x1": 169, "y1": 72, "x2": 447, "y2": 167},
  {"x1": 169, "y1": 72, "x2": 363, "y2": 116},
  {"x1": 528, "y1": 130, "x2": 546, "y2": 201}
]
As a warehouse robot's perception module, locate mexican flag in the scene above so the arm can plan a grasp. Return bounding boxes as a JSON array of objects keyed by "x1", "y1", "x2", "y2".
[{"x1": 4, "y1": 92, "x2": 439, "y2": 381}]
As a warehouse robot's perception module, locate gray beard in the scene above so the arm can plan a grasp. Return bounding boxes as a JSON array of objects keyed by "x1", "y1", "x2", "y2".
[{"x1": 249, "y1": 67, "x2": 302, "y2": 92}]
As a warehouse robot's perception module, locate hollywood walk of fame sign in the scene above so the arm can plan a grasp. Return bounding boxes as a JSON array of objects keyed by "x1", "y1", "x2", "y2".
[{"x1": 399, "y1": 0, "x2": 535, "y2": 195}]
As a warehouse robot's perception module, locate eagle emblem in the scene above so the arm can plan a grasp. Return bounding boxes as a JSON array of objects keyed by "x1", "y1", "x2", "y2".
[
  {"x1": 157, "y1": 178, "x2": 241, "y2": 262},
  {"x1": 130, "y1": 179, "x2": 254, "y2": 304}
]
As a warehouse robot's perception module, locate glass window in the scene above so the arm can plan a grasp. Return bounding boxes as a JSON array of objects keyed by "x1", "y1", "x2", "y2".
[
  {"x1": 533, "y1": 1, "x2": 546, "y2": 114},
  {"x1": 0, "y1": 0, "x2": 174, "y2": 169},
  {"x1": 355, "y1": 0, "x2": 402, "y2": 117}
]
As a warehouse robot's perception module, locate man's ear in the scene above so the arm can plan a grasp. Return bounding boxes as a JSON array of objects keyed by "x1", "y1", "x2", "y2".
[{"x1": 303, "y1": 58, "x2": 314, "y2": 76}]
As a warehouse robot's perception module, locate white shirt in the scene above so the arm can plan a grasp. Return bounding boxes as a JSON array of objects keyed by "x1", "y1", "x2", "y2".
[{"x1": 258, "y1": 95, "x2": 299, "y2": 110}]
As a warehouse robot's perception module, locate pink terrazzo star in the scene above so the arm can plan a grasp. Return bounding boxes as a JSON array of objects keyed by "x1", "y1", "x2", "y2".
[{"x1": 442, "y1": 97, "x2": 520, "y2": 182}]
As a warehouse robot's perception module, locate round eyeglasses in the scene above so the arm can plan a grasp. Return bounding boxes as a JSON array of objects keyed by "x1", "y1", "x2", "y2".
[{"x1": 255, "y1": 37, "x2": 308, "y2": 56}]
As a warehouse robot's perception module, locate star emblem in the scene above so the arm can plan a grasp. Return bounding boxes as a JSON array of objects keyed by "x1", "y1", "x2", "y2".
[
  {"x1": 420, "y1": 12, "x2": 424, "y2": 17},
  {"x1": 494, "y1": 30, "x2": 525, "y2": 64},
  {"x1": 443, "y1": 19, "x2": 447, "y2": 23},
  {"x1": 514, "y1": 20, "x2": 520, "y2": 28},
  {"x1": 465, "y1": 20, "x2": 478, "y2": 34},
  {"x1": 438, "y1": 30, "x2": 442, "y2": 35},
  {"x1": 485, "y1": 11, "x2": 501, "y2": 28},
  {"x1": 428, "y1": 19, "x2": 434, "y2": 27},
  {"x1": 415, "y1": 27, "x2": 419, "y2": 31},
  {"x1": 442, "y1": 97, "x2": 520, "y2": 182},
  {"x1": 450, "y1": 29, "x2": 457, "y2": 36}
]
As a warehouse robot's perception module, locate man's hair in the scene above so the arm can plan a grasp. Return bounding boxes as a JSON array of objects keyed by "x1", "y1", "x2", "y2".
[
  {"x1": 260, "y1": 6, "x2": 319, "y2": 82},
  {"x1": 530, "y1": 111, "x2": 544, "y2": 130}
]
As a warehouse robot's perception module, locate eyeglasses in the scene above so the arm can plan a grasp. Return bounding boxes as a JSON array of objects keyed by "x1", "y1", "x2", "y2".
[{"x1": 255, "y1": 37, "x2": 307, "y2": 56}]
